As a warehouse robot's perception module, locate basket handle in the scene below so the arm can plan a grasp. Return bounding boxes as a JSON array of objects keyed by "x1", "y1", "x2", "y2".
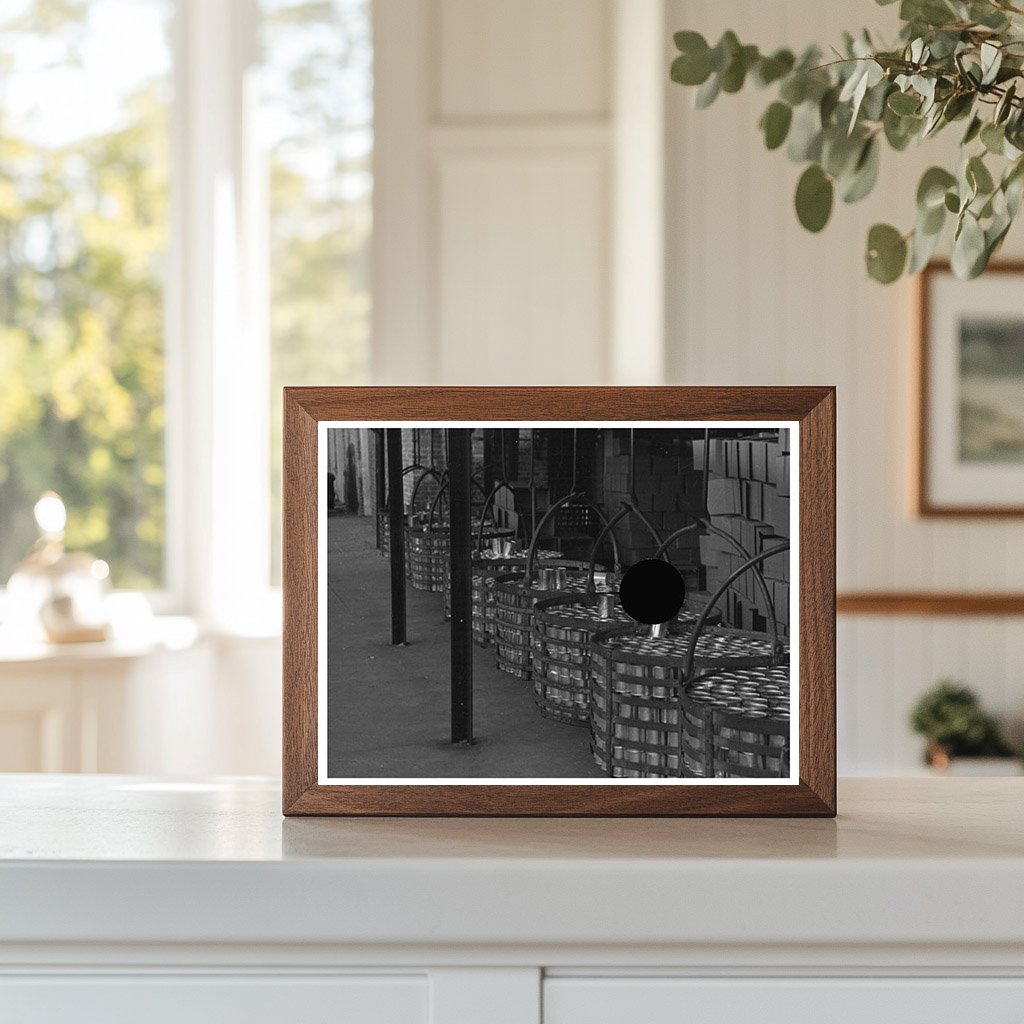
[
  {"x1": 408, "y1": 466, "x2": 444, "y2": 516},
  {"x1": 476, "y1": 480, "x2": 518, "y2": 553},
  {"x1": 426, "y1": 472, "x2": 449, "y2": 530},
  {"x1": 523, "y1": 491, "x2": 581, "y2": 586},
  {"x1": 681, "y1": 541, "x2": 790, "y2": 681},
  {"x1": 584, "y1": 500, "x2": 662, "y2": 597},
  {"x1": 653, "y1": 520, "x2": 703, "y2": 561},
  {"x1": 425, "y1": 473, "x2": 488, "y2": 533},
  {"x1": 383, "y1": 462, "x2": 430, "y2": 511},
  {"x1": 523, "y1": 494, "x2": 622, "y2": 588},
  {"x1": 655, "y1": 519, "x2": 778, "y2": 633},
  {"x1": 697, "y1": 518, "x2": 779, "y2": 637}
]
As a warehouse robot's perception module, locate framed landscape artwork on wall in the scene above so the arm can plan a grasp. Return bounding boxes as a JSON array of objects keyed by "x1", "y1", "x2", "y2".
[
  {"x1": 282, "y1": 387, "x2": 836, "y2": 817},
  {"x1": 918, "y1": 262, "x2": 1024, "y2": 517}
]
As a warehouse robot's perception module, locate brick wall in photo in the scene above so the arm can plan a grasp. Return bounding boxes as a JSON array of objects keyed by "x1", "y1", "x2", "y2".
[{"x1": 601, "y1": 429, "x2": 706, "y2": 594}]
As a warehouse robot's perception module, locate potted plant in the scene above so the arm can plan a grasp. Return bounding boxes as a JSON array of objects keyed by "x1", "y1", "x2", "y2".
[
  {"x1": 909, "y1": 680, "x2": 1019, "y2": 772},
  {"x1": 670, "y1": 0, "x2": 1024, "y2": 283}
]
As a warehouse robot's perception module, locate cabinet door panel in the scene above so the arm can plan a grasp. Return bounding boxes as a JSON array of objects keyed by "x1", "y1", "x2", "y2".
[
  {"x1": 544, "y1": 977, "x2": 1024, "y2": 1024},
  {"x1": 0, "y1": 975, "x2": 427, "y2": 1024}
]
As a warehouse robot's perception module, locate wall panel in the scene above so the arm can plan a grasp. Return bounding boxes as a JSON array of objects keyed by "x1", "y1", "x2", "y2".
[
  {"x1": 436, "y1": 150, "x2": 608, "y2": 384},
  {"x1": 437, "y1": 0, "x2": 611, "y2": 120}
]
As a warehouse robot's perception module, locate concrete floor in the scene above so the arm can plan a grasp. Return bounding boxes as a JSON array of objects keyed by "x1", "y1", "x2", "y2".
[{"x1": 326, "y1": 515, "x2": 602, "y2": 778}]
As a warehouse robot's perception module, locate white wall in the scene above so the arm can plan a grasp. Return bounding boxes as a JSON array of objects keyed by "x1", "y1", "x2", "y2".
[
  {"x1": 665, "y1": 0, "x2": 1024, "y2": 772},
  {"x1": 374, "y1": 0, "x2": 645, "y2": 386}
]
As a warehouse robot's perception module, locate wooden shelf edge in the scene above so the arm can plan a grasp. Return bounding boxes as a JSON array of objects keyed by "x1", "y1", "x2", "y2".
[{"x1": 837, "y1": 592, "x2": 1024, "y2": 616}]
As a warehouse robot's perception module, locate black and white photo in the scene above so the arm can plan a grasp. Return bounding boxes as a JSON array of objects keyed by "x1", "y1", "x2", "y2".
[{"x1": 319, "y1": 423, "x2": 797, "y2": 784}]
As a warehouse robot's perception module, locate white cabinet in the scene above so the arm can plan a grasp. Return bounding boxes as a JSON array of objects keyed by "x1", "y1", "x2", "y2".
[
  {"x1": 544, "y1": 977, "x2": 1024, "y2": 1024},
  {"x1": 0, "y1": 975, "x2": 428, "y2": 1024},
  {"x1": 2, "y1": 777, "x2": 1023, "y2": 1024}
]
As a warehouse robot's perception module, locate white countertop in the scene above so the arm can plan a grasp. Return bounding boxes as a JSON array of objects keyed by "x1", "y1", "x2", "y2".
[{"x1": 2, "y1": 775, "x2": 1023, "y2": 951}]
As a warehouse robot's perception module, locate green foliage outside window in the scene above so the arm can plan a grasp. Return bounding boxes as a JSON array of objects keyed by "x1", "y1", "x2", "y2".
[{"x1": 0, "y1": 0, "x2": 170, "y2": 588}]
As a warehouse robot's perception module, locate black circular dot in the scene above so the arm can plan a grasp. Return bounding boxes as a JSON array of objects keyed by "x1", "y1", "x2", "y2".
[{"x1": 618, "y1": 559, "x2": 686, "y2": 625}]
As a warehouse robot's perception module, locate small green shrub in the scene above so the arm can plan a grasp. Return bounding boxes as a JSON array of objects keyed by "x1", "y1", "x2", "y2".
[{"x1": 909, "y1": 680, "x2": 1014, "y2": 756}]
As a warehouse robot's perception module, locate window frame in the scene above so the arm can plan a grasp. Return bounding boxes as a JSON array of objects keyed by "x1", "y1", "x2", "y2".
[{"x1": 165, "y1": 0, "x2": 279, "y2": 632}]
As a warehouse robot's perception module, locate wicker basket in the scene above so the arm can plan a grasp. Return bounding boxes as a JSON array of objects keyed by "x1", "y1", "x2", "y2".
[
  {"x1": 529, "y1": 500, "x2": 664, "y2": 726},
  {"x1": 680, "y1": 665, "x2": 791, "y2": 778},
  {"x1": 380, "y1": 464, "x2": 442, "y2": 560},
  {"x1": 404, "y1": 474, "x2": 513, "y2": 593},
  {"x1": 491, "y1": 490, "x2": 622, "y2": 680},
  {"x1": 406, "y1": 520, "x2": 447, "y2": 592},
  {"x1": 492, "y1": 567, "x2": 597, "y2": 679},
  {"x1": 408, "y1": 518, "x2": 515, "y2": 593},
  {"x1": 532, "y1": 600, "x2": 725, "y2": 728},
  {"x1": 588, "y1": 538, "x2": 791, "y2": 778},
  {"x1": 442, "y1": 549, "x2": 562, "y2": 644}
]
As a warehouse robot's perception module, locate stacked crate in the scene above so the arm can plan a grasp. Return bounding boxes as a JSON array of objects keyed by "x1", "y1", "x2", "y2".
[
  {"x1": 693, "y1": 430, "x2": 790, "y2": 636},
  {"x1": 601, "y1": 430, "x2": 705, "y2": 592}
]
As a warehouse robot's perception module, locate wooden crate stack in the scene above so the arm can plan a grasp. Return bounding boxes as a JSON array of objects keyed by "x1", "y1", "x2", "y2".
[{"x1": 694, "y1": 430, "x2": 790, "y2": 636}]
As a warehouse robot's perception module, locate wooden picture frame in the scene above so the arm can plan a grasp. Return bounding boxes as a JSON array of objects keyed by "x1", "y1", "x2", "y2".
[
  {"x1": 283, "y1": 387, "x2": 836, "y2": 816},
  {"x1": 916, "y1": 260, "x2": 1024, "y2": 517}
]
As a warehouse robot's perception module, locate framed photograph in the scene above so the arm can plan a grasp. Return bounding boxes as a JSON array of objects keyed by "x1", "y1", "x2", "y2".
[
  {"x1": 283, "y1": 387, "x2": 835, "y2": 816},
  {"x1": 917, "y1": 261, "x2": 1024, "y2": 517}
]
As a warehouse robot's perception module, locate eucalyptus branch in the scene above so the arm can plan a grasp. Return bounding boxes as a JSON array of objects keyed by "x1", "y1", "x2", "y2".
[{"x1": 670, "y1": 0, "x2": 1024, "y2": 283}]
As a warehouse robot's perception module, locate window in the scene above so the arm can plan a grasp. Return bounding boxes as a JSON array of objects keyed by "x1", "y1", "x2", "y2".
[
  {"x1": 0, "y1": 0, "x2": 373, "y2": 617},
  {"x1": 0, "y1": 0, "x2": 172, "y2": 589},
  {"x1": 261, "y1": 0, "x2": 373, "y2": 581}
]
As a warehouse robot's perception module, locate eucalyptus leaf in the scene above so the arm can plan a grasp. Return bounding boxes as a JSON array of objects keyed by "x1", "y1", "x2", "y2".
[
  {"x1": 820, "y1": 85, "x2": 841, "y2": 126},
  {"x1": 920, "y1": 199, "x2": 946, "y2": 235},
  {"x1": 1006, "y1": 173, "x2": 1024, "y2": 218},
  {"x1": 922, "y1": 106, "x2": 944, "y2": 137},
  {"x1": 967, "y1": 154, "x2": 995, "y2": 195},
  {"x1": 884, "y1": 106, "x2": 922, "y2": 150},
  {"x1": 888, "y1": 90, "x2": 921, "y2": 115},
  {"x1": 908, "y1": 221, "x2": 943, "y2": 273},
  {"x1": 721, "y1": 45, "x2": 759, "y2": 93},
  {"x1": 694, "y1": 73, "x2": 721, "y2": 109},
  {"x1": 980, "y1": 42, "x2": 1002, "y2": 86},
  {"x1": 996, "y1": 83, "x2": 1017, "y2": 125},
  {"x1": 866, "y1": 223, "x2": 908, "y2": 283},
  {"x1": 952, "y1": 212, "x2": 987, "y2": 278},
  {"x1": 671, "y1": 45, "x2": 712, "y2": 87},
  {"x1": 917, "y1": 166, "x2": 957, "y2": 210},
  {"x1": 787, "y1": 100, "x2": 824, "y2": 162},
  {"x1": 970, "y1": 2, "x2": 1009, "y2": 29},
  {"x1": 760, "y1": 101, "x2": 793, "y2": 150},
  {"x1": 710, "y1": 31, "x2": 740, "y2": 73},
  {"x1": 822, "y1": 128, "x2": 864, "y2": 178},
  {"x1": 942, "y1": 91, "x2": 974, "y2": 122},
  {"x1": 795, "y1": 164, "x2": 834, "y2": 232},
  {"x1": 962, "y1": 115, "x2": 983, "y2": 145},
  {"x1": 981, "y1": 121, "x2": 1006, "y2": 155},
  {"x1": 779, "y1": 73, "x2": 807, "y2": 106},
  {"x1": 842, "y1": 137, "x2": 881, "y2": 203},
  {"x1": 754, "y1": 49, "x2": 795, "y2": 87},
  {"x1": 861, "y1": 79, "x2": 893, "y2": 122},
  {"x1": 1004, "y1": 158, "x2": 1024, "y2": 216}
]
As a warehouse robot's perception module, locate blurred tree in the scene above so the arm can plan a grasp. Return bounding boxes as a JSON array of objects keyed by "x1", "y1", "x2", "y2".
[
  {"x1": 0, "y1": 0, "x2": 170, "y2": 588},
  {"x1": 263, "y1": 0, "x2": 372, "y2": 581},
  {"x1": 0, "y1": 0, "x2": 372, "y2": 591}
]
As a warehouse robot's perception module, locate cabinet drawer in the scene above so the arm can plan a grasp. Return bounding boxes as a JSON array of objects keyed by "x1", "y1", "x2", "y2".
[
  {"x1": 544, "y1": 977, "x2": 1024, "y2": 1024},
  {"x1": 0, "y1": 974, "x2": 427, "y2": 1024}
]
